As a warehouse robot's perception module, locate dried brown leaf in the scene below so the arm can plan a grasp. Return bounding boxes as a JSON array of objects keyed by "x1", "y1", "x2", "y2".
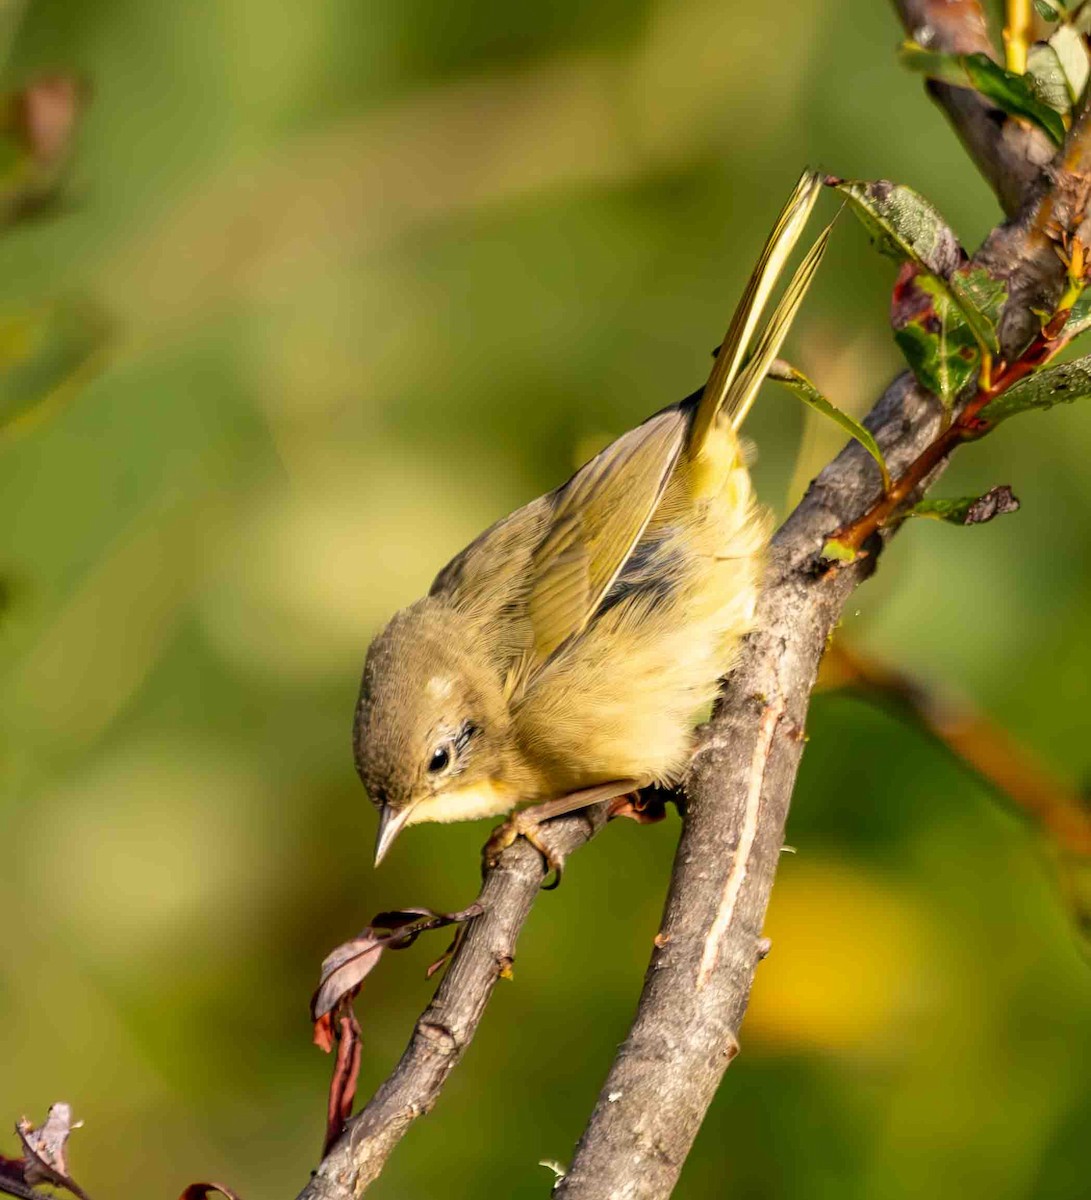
[
  {"x1": 14, "y1": 1106, "x2": 90, "y2": 1200},
  {"x1": 310, "y1": 935, "x2": 385, "y2": 1024},
  {"x1": 310, "y1": 904, "x2": 484, "y2": 1024},
  {"x1": 312, "y1": 1011, "x2": 336, "y2": 1053},
  {"x1": 964, "y1": 485, "x2": 1020, "y2": 524},
  {"x1": 308, "y1": 902, "x2": 486, "y2": 1155}
]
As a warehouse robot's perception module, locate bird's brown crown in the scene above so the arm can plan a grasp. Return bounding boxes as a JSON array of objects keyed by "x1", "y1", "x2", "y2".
[{"x1": 353, "y1": 598, "x2": 511, "y2": 816}]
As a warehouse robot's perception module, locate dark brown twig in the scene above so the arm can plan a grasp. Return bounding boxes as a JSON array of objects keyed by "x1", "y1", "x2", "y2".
[{"x1": 0, "y1": 1174, "x2": 56, "y2": 1200}]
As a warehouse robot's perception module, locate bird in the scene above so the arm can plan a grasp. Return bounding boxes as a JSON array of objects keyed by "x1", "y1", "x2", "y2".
[{"x1": 353, "y1": 169, "x2": 829, "y2": 877}]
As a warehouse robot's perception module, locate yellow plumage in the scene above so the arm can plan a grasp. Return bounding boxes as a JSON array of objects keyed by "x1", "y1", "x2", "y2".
[
  {"x1": 512, "y1": 423, "x2": 768, "y2": 795},
  {"x1": 353, "y1": 170, "x2": 829, "y2": 864}
]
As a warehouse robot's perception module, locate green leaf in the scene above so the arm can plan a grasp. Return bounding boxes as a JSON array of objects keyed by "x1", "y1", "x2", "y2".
[
  {"x1": 948, "y1": 263, "x2": 1008, "y2": 356},
  {"x1": 768, "y1": 359, "x2": 891, "y2": 490},
  {"x1": 820, "y1": 538, "x2": 859, "y2": 564},
  {"x1": 909, "y1": 486, "x2": 1020, "y2": 525},
  {"x1": 1062, "y1": 286, "x2": 1091, "y2": 337},
  {"x1": 1027, "y1": 42, "x2": 1072, "y2": 113},
  {"x1": 0, "y1": 300, "x2": 111, "y2": 435},
  {"x1": 978, "y1": 355, "x2": 1091, "y2": 425},
  {"x1": 832, "y1": 177, "x2": 1007, "y2": 363},
  {"x1": 830, "y1": 177, "x2": 963, "y2": 277},
  {"x1": 954, "y1": 54, "x2": 1069, "y2": 144},
  {"x1": 1035, "y1": 0, "x2": 1063, "y2": 17},
  {"x1": 900, "y1": 44, "x2": 1067, "y2": 145},
  {"x1": 1050, "y1": 23, "x2": 1089, "y2": 102},
  {"x1": 892, "y1": 270, "x2": 979, "y2": 408}
]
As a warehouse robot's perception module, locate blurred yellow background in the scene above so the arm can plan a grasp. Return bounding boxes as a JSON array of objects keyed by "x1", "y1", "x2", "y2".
[{"x1": 2, "y1": 1, "x2": 1090, "y2": 1196}]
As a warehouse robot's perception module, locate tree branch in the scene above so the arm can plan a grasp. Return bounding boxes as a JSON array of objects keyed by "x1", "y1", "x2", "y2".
[
  {"x1": 297, "y1": 804, "x2": 611, "y2": 1200},
  {"x1": 893, "y1": 0, "x2": 1054, "y2": 215},
  {"x1": 551, "y1": 90, "x2": 1091, "y2": 1200}
]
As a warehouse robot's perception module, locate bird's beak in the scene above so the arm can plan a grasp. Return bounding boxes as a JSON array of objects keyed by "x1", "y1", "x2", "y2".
[{"x1": 374, "y1": 803, "x2": 411, "y2": 867}]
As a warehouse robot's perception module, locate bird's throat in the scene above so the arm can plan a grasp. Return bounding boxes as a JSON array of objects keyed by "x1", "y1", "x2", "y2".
[{"x1": 407, "y1": 778, "x2": 520, "y2": 826}]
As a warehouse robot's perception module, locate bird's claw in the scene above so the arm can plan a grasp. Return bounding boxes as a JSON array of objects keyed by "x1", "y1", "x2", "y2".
[
  {"x1": 608, "y1": 790, "x2": 668, "y2": 824},
  {"x1": 482, "y1": 813, "x2": 564, "y2": 888}
]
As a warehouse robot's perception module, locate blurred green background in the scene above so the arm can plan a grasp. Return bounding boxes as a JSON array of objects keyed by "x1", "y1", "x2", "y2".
[{"x1": 2, "y1": 1, "x2": 1091, "y2": 1196}]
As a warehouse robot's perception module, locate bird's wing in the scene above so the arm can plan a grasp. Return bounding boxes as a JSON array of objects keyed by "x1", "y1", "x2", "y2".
[
  {"x1": 525, "y1": 407, "x2": 686, "y2": 665},
  {"x1": 429, "y1": 495, "x2": 547, "y2": 663}
]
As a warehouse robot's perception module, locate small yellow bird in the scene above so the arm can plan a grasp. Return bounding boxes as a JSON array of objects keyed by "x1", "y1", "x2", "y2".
[{"x1": 354, "y1": 170, "x2": 829, "y2": 872}]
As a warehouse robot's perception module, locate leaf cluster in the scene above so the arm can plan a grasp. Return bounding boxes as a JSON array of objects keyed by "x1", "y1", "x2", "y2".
[
  {"x1": 806, "y1": 167, "x2": 1091, "y2": 560},
  {"x1": 901, "y1": 2, "x2": 1091, "y2": 147}
]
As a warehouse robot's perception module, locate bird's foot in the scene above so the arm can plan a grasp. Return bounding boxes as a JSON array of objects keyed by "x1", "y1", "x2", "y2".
[
  {"x1": 483, "y1": 809, "x2": 565, "y2": 889},
  {"x1": 482, "y1": 780, "x2": 641, "y2": 889},
  {"x1": 607, "y1": 789, "x2": 669, "y2": 825}
]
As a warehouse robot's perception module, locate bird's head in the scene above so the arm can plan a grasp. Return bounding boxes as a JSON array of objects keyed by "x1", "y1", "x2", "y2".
[{"x1": 353, "y1": 600, "x2": 516, "y2": 865}]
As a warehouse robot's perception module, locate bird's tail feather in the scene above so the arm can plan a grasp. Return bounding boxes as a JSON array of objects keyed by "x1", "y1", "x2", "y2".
[{"x1": 688, "y1": 169, "x2": 829, "y2": 457}]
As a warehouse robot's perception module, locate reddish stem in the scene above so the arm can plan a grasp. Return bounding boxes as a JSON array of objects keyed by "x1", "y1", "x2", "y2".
[{"x1": 833, "y1": 320, "x2": 1071, "y2": 551}]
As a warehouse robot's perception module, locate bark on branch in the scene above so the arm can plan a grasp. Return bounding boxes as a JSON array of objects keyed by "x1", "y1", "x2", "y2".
[
  {"x1": 299, "y1": 4, "x2": 1091, "y2": 1196},
  {"x1": 893, "y1": 0, "x2": 1055, "y2": 216}
]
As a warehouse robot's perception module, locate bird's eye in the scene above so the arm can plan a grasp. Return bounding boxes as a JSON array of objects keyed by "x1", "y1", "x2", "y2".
[{"x1": 427, "y1": 745, "x2": 451, "y2": 773}]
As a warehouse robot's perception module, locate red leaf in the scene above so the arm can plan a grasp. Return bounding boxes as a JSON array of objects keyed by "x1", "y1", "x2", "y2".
[
  {"x1": 890, "y1": 261, "x2": 933, "y2": 330},
  {"x1": 322, "y1": 1008, "x2": 362, "y2": 1156},
  {"x1": 607, "y1": 791, "x2": 667, "y2": 824},
  {"x1": 306, "y1": 904, "x2": 486, "y2": 1162},
  {"x1": 312, "y1": 1012, "x2": 335, "y2": 1054}
]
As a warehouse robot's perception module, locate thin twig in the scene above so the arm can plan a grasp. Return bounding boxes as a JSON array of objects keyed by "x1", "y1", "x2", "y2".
[
  {"x1": 1003, "y1": 0, "x2": 1035, "y2": 75},
  {"x1": 833, "y1": 310, "x2": 1074, "y2": 551},
  {"x1": 296, "y1": 804, "x2": 611, "y2": 1200},
  {"x1": 0, "y1": 1176, "x2": 56, "y2": 1200},
  {"x1": 822, "y1": 642, "x2": 1091, "y2": 948},
  {"x1": 821, "y1": 643, "x2": 1091, "y2": 859}
]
